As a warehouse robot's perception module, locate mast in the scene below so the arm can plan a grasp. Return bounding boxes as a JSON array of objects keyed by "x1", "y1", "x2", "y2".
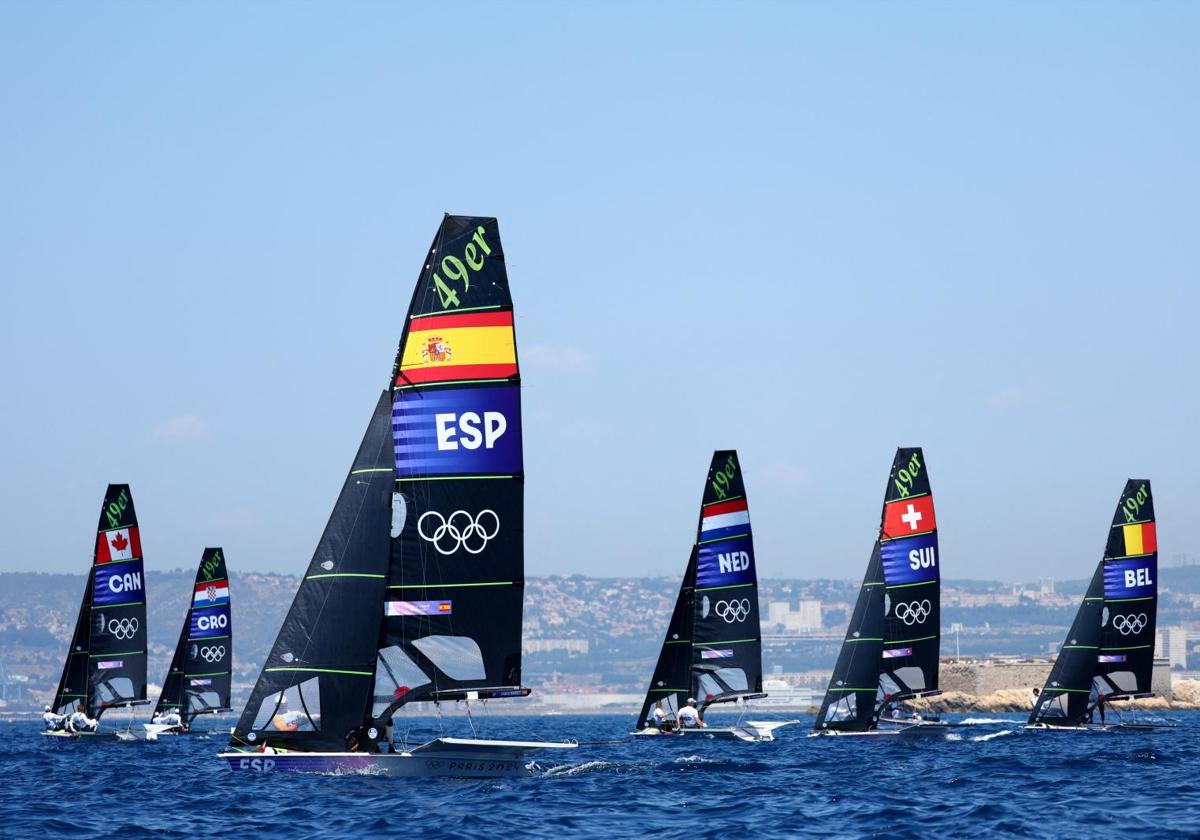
[
  {"x1": 636, "y1": 450, "x2": 762, "y2": 727},
  {"x1": 1031, "y1": 480, "x2": 1157, "y2": 726},
  {"x1": 154, "y1": 548, "x2": 233, "y2": 724},
  {"x1": 51, "y1": 485, "x2": 148, "y2": 719},
  {"x1": 814, "y1": 447, "x2": 940, "y2": 731}
]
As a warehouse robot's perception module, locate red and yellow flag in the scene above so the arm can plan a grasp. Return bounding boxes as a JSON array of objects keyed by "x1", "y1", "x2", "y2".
[
  {"x1": 1121, "y1": 521, "x2": 1157, "y2": 556},
  {"x1": 396, "y1": 310, "x2": 517, "y2": 386}
]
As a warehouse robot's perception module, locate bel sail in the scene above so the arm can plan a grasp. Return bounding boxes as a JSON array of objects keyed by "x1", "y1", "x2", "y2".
[
  {"x1": 50, "y1": 485, "x2": 149, "y2": 723},
  {"x1": 1030, "y1": 480, "x2": 1159, "y2": 728},
  {"x1": 814, "y1": 448, "x2": 943, "y2": 734},
  {"x1": 153, "y1": 548, "x2": 233, "y2": 726},
  {"x1": 227, "y1": 216, "x2": 572, "y2": 774}
]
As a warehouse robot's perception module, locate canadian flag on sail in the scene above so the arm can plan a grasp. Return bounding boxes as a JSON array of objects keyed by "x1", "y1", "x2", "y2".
[{"x1": 97, "y1": 527, "x2": 141, "y2": 563}]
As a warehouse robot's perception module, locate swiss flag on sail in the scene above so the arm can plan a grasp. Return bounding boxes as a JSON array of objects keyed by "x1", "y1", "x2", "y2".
[
  {"x1": 882, "y1": 496, "x2": 936, "y2": 540},
  {"x1": 97, "y1": 527, "x2": 141, "y2": 563}
]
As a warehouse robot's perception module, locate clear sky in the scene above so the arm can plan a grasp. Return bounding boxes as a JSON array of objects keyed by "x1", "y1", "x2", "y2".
[{"x1": 2, "y1": 2, "x2": 1197, "y2": 582}]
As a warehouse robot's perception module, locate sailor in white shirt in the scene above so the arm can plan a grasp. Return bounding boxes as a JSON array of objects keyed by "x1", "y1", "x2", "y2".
[
  {"x1": 651, "y1": 702, "x2": 669, "y2": 730},
  {"x1": 153, "y1": 709, "x2": 183, "y2": 728},
  {"x1": 67, "y1": 703, "x2": 99, "y2": 733},
  {"x1": 42, "y1": 705, "x2": 65, "y2": 731},
  {"x1": 676, "y1": 698, "x2": 704, "y2": 729},
  {"x1": 1029, "y1": 687, "x2": 1041, "y2": 709}
]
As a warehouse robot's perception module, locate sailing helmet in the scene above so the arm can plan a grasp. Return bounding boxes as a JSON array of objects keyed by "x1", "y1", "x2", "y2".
[
  {"x1": 44, "y1": 705, "x2": 52, "y2": 711},
  {"x1": 687, "y1": 697, "x2": 696, "y2": 705}
]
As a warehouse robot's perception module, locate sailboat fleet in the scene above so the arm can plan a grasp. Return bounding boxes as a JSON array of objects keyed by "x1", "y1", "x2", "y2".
[{"x1": 41, "y1": 214, "x2": 1176, "y2": 774}]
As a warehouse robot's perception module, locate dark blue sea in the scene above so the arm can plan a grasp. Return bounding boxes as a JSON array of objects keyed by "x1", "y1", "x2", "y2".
[{"x1": 5, "y1": 712, "x2": 1199, "y2": 838}]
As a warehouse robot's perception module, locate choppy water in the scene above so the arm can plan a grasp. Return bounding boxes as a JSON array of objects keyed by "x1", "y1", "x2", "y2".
[{"x1": 5, "y1": 711, "x2": 1199, "y2": 838}]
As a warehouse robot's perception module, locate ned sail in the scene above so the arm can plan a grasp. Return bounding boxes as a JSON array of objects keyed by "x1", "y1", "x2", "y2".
[
  {"x1": 152, "y1": 548, "x2": 233, "y2": 729},
  {"x1": 814, "y1": 448, "x2": 944, "y2": 734},
  {"x1": 1029, "y1": 480, "x2": 1159, "y2": 728},
  {"x1": 47, "y1": 485, "x2": 149, "y2": 733}
]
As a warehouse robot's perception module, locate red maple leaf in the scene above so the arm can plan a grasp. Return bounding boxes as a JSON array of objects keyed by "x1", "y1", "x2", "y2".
[{"x1": 110, "y1": 532, "x2": 129, "y2": 552}]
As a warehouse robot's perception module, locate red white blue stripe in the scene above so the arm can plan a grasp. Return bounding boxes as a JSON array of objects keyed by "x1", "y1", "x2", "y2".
[{"x1": 700, "y1": 498, "x2": 751, "y2": 542}]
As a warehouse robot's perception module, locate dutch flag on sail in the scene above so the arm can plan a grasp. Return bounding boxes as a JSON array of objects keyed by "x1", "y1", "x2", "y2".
[
  {"x1": 700, "y1": 498, "x2": 750, "y2": 542},
  {"x1": 194, "y1": 580, "x2": 230, "y2": 607}
]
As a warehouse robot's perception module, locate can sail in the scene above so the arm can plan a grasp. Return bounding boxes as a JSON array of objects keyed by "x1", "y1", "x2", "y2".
[
  {"x1": 231, "y1": 215, "x2": 525, "y2": 752},
  {"x1": 51, "y1": 484, "x2": 149, "y2": 719},
  {"x1": 153, "y1": 548, "x2": 233, "y2": 724},
  {"x1": 815, "y1": 448, "x2": 941, "y2": 732},
  {"x1": 636, "y1": 451, "x2": 763, "y2": 728},
  {"x1": 1030, "y1": 479, "x2": 1158, "y2": 726}
]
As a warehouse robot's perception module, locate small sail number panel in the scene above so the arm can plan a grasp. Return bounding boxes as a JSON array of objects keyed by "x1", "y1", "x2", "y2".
[
  {"x1": 1031, "y1": 480, "x2": 1157, "y2": 726},
  {"x1": 815, "y1": 448, "x2": 941, "y2": 732},
  {"x1": 52, "y1": 484, "x2": 149, "y2": 720},
  {"x1": 231, "y1": 216, "x2": 524, "y2": 753},
  {"x1": 155, "y1": 548, "x2": 233, "y2": 724},
  {"x1": 637, "y1": 451, "x2": 762, "y2": 728}
]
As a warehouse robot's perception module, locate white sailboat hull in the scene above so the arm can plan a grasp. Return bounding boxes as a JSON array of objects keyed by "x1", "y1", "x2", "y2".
[
  {"x1": 220, "y1": 737, "x2": 577, "y2": 778},
  {"x1": 810, "y1": 720, "x2": 950, "y2": 738},
  {"x1": 632, "y1": 720, "x2": 800, "y2": 742}
]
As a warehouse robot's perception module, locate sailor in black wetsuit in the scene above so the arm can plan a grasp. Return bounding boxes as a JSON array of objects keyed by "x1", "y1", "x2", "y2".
[{"x1": 1089, "y1": 694, "x2": 1106, "y2": 725}]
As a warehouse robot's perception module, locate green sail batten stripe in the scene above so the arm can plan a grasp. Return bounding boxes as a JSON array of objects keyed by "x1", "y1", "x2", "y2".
[
  {"x1": 665, "y1": 640, "x2": 691, "y2": 645},
  {"x1": 184, "y1": 671, "x2": 228, "y2": 677},
  {"x1": 695, "y1": 583, "x2": 755, "y2": 593},
  {"x1": 1112, "y1": 519, "x2": 1152, "y2": 527},
  {"x1": 98, "y1": 525, "x2": 141, "y2": 535},
  {"x1": 863, "y1": 582, "x2": 885, "y2": 587},
  {"x1": 305, "y1": 573, "x2": 387, "y2": 580},
  {"x1": 349, "y1": 468, "x2": 393, "y2": 475},
  {"x1": 90, "y1": 650, "x2": 144, "y2": 658},
  {"x1": 412, "y1": 304, "x2": 503, "y2": 318},
  {"x1": 881, "y1": 528, "x2": 935, "y2": 542},
  {"x1": 888, "y1": 634, "x2": 937, "y2": 644},
  {"x1": 889, "y1": 491, "x2": 930, "y2": 501},
  {"x1": 1043, "y1": 688, "x2": 1093, "y2": 694},
  {"x1": 188, "y1": 635, "x2": 229, "y2": 641},
  {"x1": 264, "y1": 667, "x2": 372, "y2": 676},
  {"x1": 398, "y1": 475, "x2": 514, "y2": 482},
  {"x1": 1100, "y1": 644, "x2": 1153, "y2": 651},
  {"x1": 1107, "y1": 552, "x2": 1155, "y2": 560},
  {"x1": 650, "y1": 688, "x2": 691, "y2": 693},
  {"x1": 703, "y1": 495, "x2": 744, "y2": 506},
  {"x1": 698, "y1": 533, "x2": 751, "y2": 546},
  {"x1": 885, "y1": 581, "x2": 936, "y2": 590},
  {"x1": 1084, "y1": 597, "x2": 1104, "y2": 601},
  {"x1": 387, "y1": 581, "x2": 514, "y2": 590},
  {"x1": 395, "y1": 378, "x2": 513, "y2": 391},
  {"x1": 1062, "y1": 645, "x2": 1099, "y2": 649},
  {"x1": 846, "y1": 637, "x2": 883, "y2": 642},
  {"x1": 696, "y1": 638, "x2": 757, "y2": 646},
  {"x1": 92, "y1": 555, "x2": 142, "y2": 564},
  {"x1": 1106, "y1": 596, "x2": 1154, "y2": 603},
  {"x1": 826, "y1": 687, "x2": 875, "y2": 692}
]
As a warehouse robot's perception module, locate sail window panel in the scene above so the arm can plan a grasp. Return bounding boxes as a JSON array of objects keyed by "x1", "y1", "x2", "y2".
[
  {"x1": 1098, "y1": 671, "x2": 1138, "y2": 694},
  {"x1": 372, "y1": 645, "x2": 431, "y2": 716},
  {"x1": 892, "y1": 666, "x2": 926, "y2": 692},
  {"x1": 188, "y1": 691, "x2": 221, "y2": 715},
  {"x1": 824, "y1": 694, "x2": 857, "y2": 723},
  {"x1": 94, "y1": 678, "x2": 135, "y2": 707},
  {"x1": 412, "y1": 635, "x2": 486, "y2": 680},
  {"x1": 1040, "y1": 694, "x2": 1069, "y2": 718},
  {"x1": 252, "y1": 677, "x2": 322, "y2": 732}
]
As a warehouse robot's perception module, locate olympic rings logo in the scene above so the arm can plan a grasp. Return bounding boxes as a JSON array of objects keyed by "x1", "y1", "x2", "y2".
[
  {"x1": 200, "y1": 645, "x2": 225, "y2": 663},
  {"x1": 894, "y1": 600, "x2": 931, "y2": 626},
  {"x1": 1113, "y1": 613, "x2": 1147, "y2": 636},
  {"x1": 417, "y1": 509, "x2": 499, "y2": 555},
  {"x1": 108, "y1": 618, "x2": 139, "y2": 640},
  {"x1": 715, "y1": 599, "x2": 750, "y2": 624}
]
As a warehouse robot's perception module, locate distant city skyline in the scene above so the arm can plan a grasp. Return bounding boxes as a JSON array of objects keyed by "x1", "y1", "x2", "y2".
[{"x1": 3, "y1": 3, "x2": 1198, "y2": 581}]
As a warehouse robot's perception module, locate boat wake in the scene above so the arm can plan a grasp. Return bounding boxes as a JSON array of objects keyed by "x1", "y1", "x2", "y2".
[
  {"x1": 541, "y1": 760, "x2": 619, "y2": 778},
  {"x1": 958, "y1": 717, "x2": 1018, "y2": 726},
  {"x1": 971, "y1": 729, "x2": 1015, "y2": 742}
]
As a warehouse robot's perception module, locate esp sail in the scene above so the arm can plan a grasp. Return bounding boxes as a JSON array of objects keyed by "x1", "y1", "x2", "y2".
[
  {"x1": 815, "y1": 448, "x2": 941, "y2": 732},
  {"x1": 1030, "y1": 480, "x2": 1158, "y2": 726},
  {"x1": 637, "y1": 451, "x2": 763, "y2": 728},
  {"x1": 51, "y1": 485, "x2": 149, "y2": 719},
  {"x1": 231, "y1": 215, "x2": 525, "y2": 753},
  {"x1": 154, "y1": 548, "x2": 233, "y2": 724}
]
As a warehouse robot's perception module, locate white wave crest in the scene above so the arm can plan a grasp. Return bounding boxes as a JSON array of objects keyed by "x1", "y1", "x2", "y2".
[
  {"x1": 972, "y1": 729, "x2": 1016, "y2": 742},
  {"x1": 541, "y1": 760, "x2": 615, "y2": 777},
  {"x1": 959, "y1": 717, "x2": 1020, "y2": 726}
]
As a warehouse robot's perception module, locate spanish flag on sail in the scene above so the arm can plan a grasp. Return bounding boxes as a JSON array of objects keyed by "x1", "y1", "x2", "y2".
[
  {"x1": 396, "y1": 310, "x2": 517, "y2": 386},
  {"x1": 1121, "y1": 521, "x2": 1157, "y2": 556}
]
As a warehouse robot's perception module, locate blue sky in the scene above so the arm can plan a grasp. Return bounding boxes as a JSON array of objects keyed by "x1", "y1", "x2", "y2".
[{"x1": 2, "y1": 2, "x2": 1197, "y2": 582}]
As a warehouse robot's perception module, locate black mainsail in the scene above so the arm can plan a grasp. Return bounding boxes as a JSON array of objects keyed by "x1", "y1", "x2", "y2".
[
  {"x1": 153, "y1": 548, "x2": 233, "y2": 725},
  {"x1": 815, "y1": 448, "x2": 941, "y2": 732},
  {"x1": 51, "y1": 484, "x2": 149, "y2": 721},
  {"x1": 637, "y1": 451, "x2": 763, "y2": 728},
  {"x1": 231, "y1": 215, "x2": 528, "y2": 753},
  {"x1": 1030, "y1": 480, "x2": 1158, "y2": 727}
]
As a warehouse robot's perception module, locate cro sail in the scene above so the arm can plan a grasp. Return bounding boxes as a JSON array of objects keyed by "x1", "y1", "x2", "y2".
[
  {"x1": 154, "y1": 548, "x2": 233, "y2": 724},
  {"x1": 1030, "y1": 480, "x2": 1157, "y2": 726},
  {"x1": 231, "y1": 215, "x2": 527, "y2": 753},
  {"x1": 51, "y1": 485, "x2": 149, "y2": 720},
  {"x1": 815, "y1": 448, "x2": 941, "y2": 732},
  {"x1": 636, "y1": 451, "x2": 762, "y2": 728}
]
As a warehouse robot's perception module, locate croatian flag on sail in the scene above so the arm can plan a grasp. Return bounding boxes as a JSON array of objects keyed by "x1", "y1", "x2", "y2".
[
  {"x1": 700, "y1": 498, "x2": 750, "y2": 542},
  {"x1": 194, "y1": 580, "x2": 230, "y2": 607}
]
